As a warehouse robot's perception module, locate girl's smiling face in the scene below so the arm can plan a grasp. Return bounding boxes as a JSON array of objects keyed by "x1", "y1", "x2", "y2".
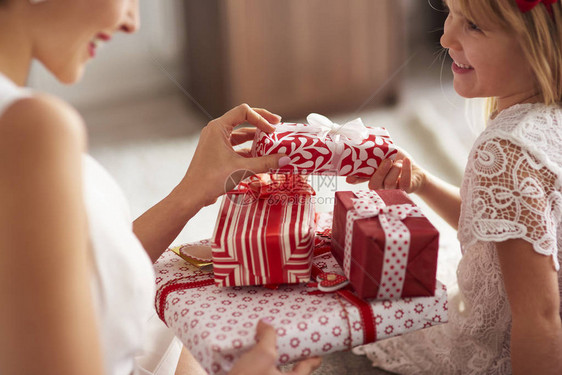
[{"x1": 440, "y1": 0, "x2": 538, "y2": 111}]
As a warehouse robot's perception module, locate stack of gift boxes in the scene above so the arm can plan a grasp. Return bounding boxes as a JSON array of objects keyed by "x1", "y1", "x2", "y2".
[{"x1": 154, "y1": 114, "x2": 448, "y2": 375}]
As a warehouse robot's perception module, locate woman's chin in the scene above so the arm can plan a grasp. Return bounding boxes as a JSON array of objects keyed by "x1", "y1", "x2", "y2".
[{"x1": 54, "y1": 65, "x2": 86, "y2": 85}]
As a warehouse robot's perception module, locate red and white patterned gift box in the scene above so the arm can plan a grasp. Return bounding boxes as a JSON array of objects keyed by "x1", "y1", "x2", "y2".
[
  {"x1": 154, "y1": 239, "x2": 448, "y2": 375},
  {"x1": 251, "y1": 113, "x2": 398, "y2": 178},
  {"x1": 211, "y1": 174, "x2": 316, "y2": 287}
]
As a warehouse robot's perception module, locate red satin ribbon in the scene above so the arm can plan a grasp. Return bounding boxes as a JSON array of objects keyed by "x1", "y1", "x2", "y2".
[
  {"x1": 231, "y1": 173, "x2": 315, "y2": 198},
  {"x1": 156, "y1": 278, "x2": 215, "y2": 321},
  {"x1": 310, "y1": 265, "x2": 376, "y2": 346},
  {"x1": 515, "y1": 0, "x2": 558, "y2": 14}
]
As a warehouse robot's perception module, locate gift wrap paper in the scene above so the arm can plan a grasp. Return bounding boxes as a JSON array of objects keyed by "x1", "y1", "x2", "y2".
[
  {"x1": 154, "y1": 239, "x2": 448, "y2": 375},
  {"x1": 251, "y1": 114, "x2": 398, "y2": 178},
  {"x1": 211, "y1": 176, "x2": 316, "y2": 287},
  {"x1": 332, "y1": 190, "x2": 440, "y2": 300}
]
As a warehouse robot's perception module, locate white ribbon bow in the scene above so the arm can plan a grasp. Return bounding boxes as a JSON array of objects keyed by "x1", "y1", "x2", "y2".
[
  {"x1": 351, "y1": 200, "x2": 420, "y2": 222},
  {"x1": 306, "y1": 113, "x2": 370, "y2": 143}
]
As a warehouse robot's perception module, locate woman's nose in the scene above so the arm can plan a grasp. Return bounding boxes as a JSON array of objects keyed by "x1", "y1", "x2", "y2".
[{"x1": 120, "y1": 0, "x2": 140, "y2": 34}]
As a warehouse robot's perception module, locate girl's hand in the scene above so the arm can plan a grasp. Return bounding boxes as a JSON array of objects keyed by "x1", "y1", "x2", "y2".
[
  {"x1": 181, "y1": 104, "x2": 289, "y2": 207},
  {"x1": 346, "y1": 147, "x2": 462, "y2": 229},
  {"x1": 229, "y1": 321, "x2": 322, "y2": 375},
  {"x1": 346, "y1": 148, "x2": 427, "y2": 194}
]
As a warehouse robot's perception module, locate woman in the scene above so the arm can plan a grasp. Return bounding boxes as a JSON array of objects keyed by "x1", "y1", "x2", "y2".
[{"x1": 0, "y1": 0, "x2": 320, "y2": 374}]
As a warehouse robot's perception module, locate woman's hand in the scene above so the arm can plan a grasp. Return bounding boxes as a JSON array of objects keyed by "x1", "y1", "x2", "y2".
[
  {"x1": 229, "y1": 321, "x2": 322, "y2": 375},
  {"x1": 346, "y1": 148, "x2": 427, "y2": 194},
  {"x1": 134, "y1": 104, "x2": 289, "y2": 261},
  {"x1": 181, "y1": 104, "x2": 289, "y2": 207}
]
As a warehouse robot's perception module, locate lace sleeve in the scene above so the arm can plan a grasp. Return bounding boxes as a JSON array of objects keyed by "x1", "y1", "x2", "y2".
[{"x1": 469, "y1": 137, "x2": 562, "y2": 267}]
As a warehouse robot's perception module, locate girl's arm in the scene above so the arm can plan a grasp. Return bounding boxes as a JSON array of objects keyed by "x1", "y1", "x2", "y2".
[
  {"x1": 134, "y1": 104, "x2": 287, "y2": 262},
  {"x1": 0, "y1": 96, "x2": 104, "y2": 375},
  {"x1": 349, "y1": 149, "x2": 462, "y2": 229},
  {"x1": 497, "y1": 239, "x2": 562, "y2": 375},
  {"x1": 411, "y1": 166, "x2": 461, "y2": 230}
]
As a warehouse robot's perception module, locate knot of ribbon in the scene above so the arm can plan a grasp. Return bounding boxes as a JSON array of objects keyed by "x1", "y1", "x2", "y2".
[
  {"x1": 351, "y1": 199, "x2": 421, "y2": 222},
  {"x1": 267, "y1": 113, "x2": 395, "y2": 175},
  {"x1": 343, "y1": 191, "x2": 423, "y2": 300},
  {"x1": 515, "y1": 0, "x2": 558, "y2": 14},
  {"x1": 232, "y1": 174, "x2": 315, "y2": 198},
  {"x1": 306, "y1": 113, "x2": 370, "y2": 143}
]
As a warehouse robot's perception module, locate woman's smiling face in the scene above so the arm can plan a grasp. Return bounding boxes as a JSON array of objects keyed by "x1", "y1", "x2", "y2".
[
  {"x1": 29, "y1": 0, "x2": 139, "y2": 83},
  {"x1": 440, "y1": 0, "x2": 537, "y2": 109}
]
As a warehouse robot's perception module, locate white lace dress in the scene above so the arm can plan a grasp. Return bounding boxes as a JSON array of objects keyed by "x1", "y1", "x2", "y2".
[{"x1": 354, "y1": 103, "x2": 562, "y2": 374}]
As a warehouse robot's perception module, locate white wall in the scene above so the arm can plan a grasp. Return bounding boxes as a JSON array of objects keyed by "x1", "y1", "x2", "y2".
[{"x1": 28, "y1": 0, "x2": 187, "y2": 110}]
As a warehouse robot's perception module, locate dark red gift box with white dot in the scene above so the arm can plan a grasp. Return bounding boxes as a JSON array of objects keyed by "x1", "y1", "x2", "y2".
[{"x1": 331, "y1": 190, "x2": 440, "y2": 300}]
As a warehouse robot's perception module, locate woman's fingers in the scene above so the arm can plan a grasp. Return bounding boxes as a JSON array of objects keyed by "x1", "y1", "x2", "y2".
[
  {"x1": 255, "y1": 320, "x2": 278, "y2": 349},
  {"x1": 228, "y1": 320, "x2": 279, "y2": 375},
  {"x1": 229, "y1": 108, "x2": 282, "y2": 146},
  {"x1": 235, "y1": 148, "x2": 252, "y2": 158},
  {"x1": 229, "y1": 107, "x2": 282, "y2": 147},
  {"x1": 230, "y1": 127, "x2": 257, "y2": 146},
  {"x1": 255, "y1": 321, "x2": 320, "y2": 375},
  {"x1": 182, "y1": 104, "x2": 287, "y2": 207},
  {"x1": 289, "y1": 357, "x2": 322, "y2": 375},
  {"x1": 253, "y1": 108, "x2": 282, "y2": 125},
  {"x1": 214, "y1": 104, "x2": 276, "y2": 133},
  {"x1": 253, "y1": 320, "x2": 278, "y2": 370}
]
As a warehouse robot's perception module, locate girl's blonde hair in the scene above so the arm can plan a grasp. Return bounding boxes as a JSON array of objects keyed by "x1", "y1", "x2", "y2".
[{"x1": 455, "y1": 0, "x2": 562, "y2": 115}]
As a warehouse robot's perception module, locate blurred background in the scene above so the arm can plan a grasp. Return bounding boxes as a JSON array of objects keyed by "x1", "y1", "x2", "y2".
[
  {"x1": 27, "y1": 0, "x2": 472, "y2": 279},
  {"x1": 28, "y1": 1, "x2": 481, "y2": 373},
  {"x1": 29, "y1": 0, "x2": 441, "y2": 111},
  {"x1": 28, "y1": 0, "x2": 463, "y2": 144}
]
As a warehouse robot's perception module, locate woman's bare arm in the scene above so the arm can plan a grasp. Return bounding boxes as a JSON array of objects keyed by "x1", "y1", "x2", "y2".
[
  {"x1": 0, "y1": 96, "x2": 104, "y2": 375},
  {"x1": 133, "y1": 104, "x2": 286, "y2": 262}
]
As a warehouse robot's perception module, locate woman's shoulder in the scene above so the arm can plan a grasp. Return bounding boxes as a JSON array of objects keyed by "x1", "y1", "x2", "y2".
[{"x1": 0, "y1": 93, "x2": 87, "y2": 152}]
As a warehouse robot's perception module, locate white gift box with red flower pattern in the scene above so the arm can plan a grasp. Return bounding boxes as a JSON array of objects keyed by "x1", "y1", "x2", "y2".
[
  {"x1": 154, "y1": 239, "x2": 448, "y2": 375},
  {"x1": 251, "y1": 114, "x2": 398, "y2": 178}
]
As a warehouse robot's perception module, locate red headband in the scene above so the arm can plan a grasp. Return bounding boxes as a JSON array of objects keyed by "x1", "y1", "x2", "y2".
[{"x1": 515, "y1": 0, "x2": 558, "y2": 14}]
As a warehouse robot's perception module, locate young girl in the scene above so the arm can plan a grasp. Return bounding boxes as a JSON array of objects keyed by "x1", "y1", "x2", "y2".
[
  {"x1": 348, "y1": 0, "x2": 562, "y2": 373},
  {"x1": 0, "y1": 1, "x2": 321, "y2": 374}
]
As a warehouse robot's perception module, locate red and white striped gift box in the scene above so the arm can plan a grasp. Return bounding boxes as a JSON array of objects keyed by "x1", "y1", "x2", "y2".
[{"x1": 211, "y1": 175, "x2": 316, "y2": 287}]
